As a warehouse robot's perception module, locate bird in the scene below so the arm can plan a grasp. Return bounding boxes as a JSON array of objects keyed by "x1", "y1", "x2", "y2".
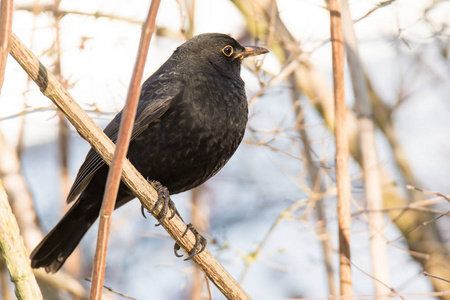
[{"x1": 30, "y1": 33, "x2": 268, "y2": 273}]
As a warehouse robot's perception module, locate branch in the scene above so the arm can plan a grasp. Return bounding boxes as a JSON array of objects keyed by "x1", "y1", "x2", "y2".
[
  {"x1": 341, "y1": 0, "x2": 390, "y2": 297},
  {"x1": 9, "y1": 32, "x2": 250, "y2": 300},
  {"x1": 0, "y1": 181, "x2": 43, "y2": 299},
  {"x1": 90, "y1": 0, "x2": 160, "y2": 298},
  {"x1": 0, "y1": 0, "x2": 13, "y2": 93},
  {"x1": 329, "y1": 0, "x2": 353, "y2": 295}
]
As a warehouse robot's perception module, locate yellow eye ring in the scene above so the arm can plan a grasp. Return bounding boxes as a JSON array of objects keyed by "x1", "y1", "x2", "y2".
[{"x1": 222, "y1": 45, "x2": 233, "y2": 57}]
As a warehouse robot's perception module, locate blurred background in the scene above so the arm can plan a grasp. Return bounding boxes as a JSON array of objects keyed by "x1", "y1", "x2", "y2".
[{"x1": 1, "y1": 0, "x2": 450, "y2": 299}]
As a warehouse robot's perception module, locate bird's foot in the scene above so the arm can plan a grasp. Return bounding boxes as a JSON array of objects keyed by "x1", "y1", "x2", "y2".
[
  {"x1": 141, "y1": 180, "x2": 178, "y2": 226},
  {"x1": 174, "y1": 223, "x2": 207, "y2": 260}
]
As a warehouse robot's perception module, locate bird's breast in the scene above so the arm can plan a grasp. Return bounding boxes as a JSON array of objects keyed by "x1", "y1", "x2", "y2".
[{"x1": 128, "y1": 75, "x2": 248, "y2": 194}]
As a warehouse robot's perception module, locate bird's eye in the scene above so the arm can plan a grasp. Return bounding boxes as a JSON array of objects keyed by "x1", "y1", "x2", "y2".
[{"x1": 222, "y1": 45, "x2": 233, "y2": 57}]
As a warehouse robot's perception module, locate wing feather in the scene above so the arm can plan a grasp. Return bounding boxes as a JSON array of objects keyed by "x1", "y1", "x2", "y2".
[{"x1": 67, "y1": 78, "x2": 183, "y2": 203}]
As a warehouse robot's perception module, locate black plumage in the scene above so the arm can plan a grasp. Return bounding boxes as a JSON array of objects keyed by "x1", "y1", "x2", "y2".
[{"x1": 30, "y1": 33, "x2": 268, "y2": 273}]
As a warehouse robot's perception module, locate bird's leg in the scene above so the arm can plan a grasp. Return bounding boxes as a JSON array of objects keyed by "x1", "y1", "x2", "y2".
[
  {"x1": 174, "y1": 223, "x2": 207, "y2": 260},
  {"x1": 143, "y1": 179, "x2": 179, "y2": 226},
  {"x1": 144, "y1": 180, "x2": 207, "y2": 260}
]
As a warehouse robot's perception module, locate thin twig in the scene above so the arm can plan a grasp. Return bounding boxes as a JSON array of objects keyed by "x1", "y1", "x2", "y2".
[
  {"x1": 329, "y1": 0, "x2": 353, "y2": 295},
  {"x1": 344, "y1": 258, "x2": 405, "y2": 300},
  {"x1": 341, "y1": 0, "x2": 390, "y2": 297},
  {"x1": 90, "y1": 1, "x2": 161, "y2": 298},
  {"x1": 15, "y1": 4, "x2": 143, "y2": 24},
  {"x1": 387, "y1": 210, "x2": 450, "y2": 244},
  {"x1": 423, "y1": 271, "x2": 450, "y2": 284},
  {"x1": 0, "y1": 0, "x2": 13, "y2": 93},
  {"x1": 406, "y1": 185, "x2": 450, "y2": 202},
  {"x1": 238, "y1": 199, "x2": 310, "y2": 284},
  {"x1": 354, "y1": 0, "x2": 397, "y2": 23},
  {"x1": 85, "y1": 278, "x2": 138, "y2": 299}
]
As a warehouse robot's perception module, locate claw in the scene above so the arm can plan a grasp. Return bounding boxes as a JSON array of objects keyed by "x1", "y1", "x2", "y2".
[
  {"x1": 144, "y1": 180, "x2": 206, "y2": 259},
  {"x1": 145, "y1": 180, "x2": 177, "y2": 226},
  {"x1": 174, "y1": 223, "x2": 207, "y2": 260},
  {"x1": 140, "y1": 205, "x2": 147, "y2": 219},
  {"x1": 174, "y1": 243, "x2": 183, "y2": 258}
]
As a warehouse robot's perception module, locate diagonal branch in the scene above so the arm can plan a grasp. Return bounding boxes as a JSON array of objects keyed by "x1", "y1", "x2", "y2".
[{"x1": 0, "y1": 181, "x2": 43, "y2": 299}]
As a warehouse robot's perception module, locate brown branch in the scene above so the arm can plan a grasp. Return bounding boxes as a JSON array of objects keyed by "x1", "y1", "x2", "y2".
[
  {"x1": 0, "y1": 0, "x2": 13, "y2": 94},
  {"x1": 423, "y1": 271, "x2": 450, "y2": 284},
  {"x1": 0, "y1": 181, "x2": 43, "y2": 299},
  {"x1": 89, "y1": 1, "x2": 161, "y2": 298},
  {"x1": 189, "y1": 186, "x2": 210, "y2": 300},
  {"x1": 341, "y1": 0, "x2": 390, "y2": 298},
  {"x1": 15, "y1": 4, "x2": 143, "y2": 25},
  {"x1": 9, "y1": 30, "x2": 250, "y2": 300},
  {"x1": 329, "y1": 0, "x2": 353, "y2": 296}
]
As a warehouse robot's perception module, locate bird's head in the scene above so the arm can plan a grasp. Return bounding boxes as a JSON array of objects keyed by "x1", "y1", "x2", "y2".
[{"x1": 172, "y1": 33, "x2": 268, "y2": 78}]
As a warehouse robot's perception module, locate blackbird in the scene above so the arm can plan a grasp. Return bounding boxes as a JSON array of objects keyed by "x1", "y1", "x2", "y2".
[{"x1": 30, "y1": 33, "x2": 268, "y2": 273}]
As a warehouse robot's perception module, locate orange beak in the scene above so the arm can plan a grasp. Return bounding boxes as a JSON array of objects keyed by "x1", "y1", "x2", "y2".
[{"x1": 235, "y1": 46, "x2": 269, "y2": 60}]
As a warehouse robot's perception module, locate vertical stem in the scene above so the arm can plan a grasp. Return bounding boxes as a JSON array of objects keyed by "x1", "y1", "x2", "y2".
[
  {"x1": 341, "y1": 0, "x2": 390, "y2": 298},
  {"x1": 329, "y1": 0, "x2": 353, "y2": 296},
  {"x1": 189, "y1": 187, "x2": 209, "y2": 299},
  {"x1": 89, "y1": 1, "x2": 161, "y2": 298},
  {"x1": 0, "y1": 0, "x2": 13, "y2": 94}
]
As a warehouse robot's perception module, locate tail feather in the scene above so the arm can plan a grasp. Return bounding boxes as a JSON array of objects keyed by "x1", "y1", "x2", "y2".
[{"x1": 30, "y1": 200, "x2": 99, "y2": 273}]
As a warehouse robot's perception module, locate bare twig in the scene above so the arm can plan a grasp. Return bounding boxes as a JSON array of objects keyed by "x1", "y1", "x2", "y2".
[
  {"x1": 238, "y1": 202, "x2": 294, "y2": 284},
  {"x1": 423, "y1": 271, "x2": 450, "y2": 284},
  {"x1": 15, "y1": 4, "x2": 143, "y2": 25},
  {"x1": 0, "y1": 0, "x2": 13, "y2": 94},
  {"x1": 290, "y1": 71, "x2": 336, "y2": 295},
  {"x1": 90, "y1": 1, "x2": 160, "y2": 298},
  {"x1": 388, "y1": 210, "x2": 450, "y2": 244},
  {"x1": 85, "y1": 278, "x2": 137, "y2": 299},
  {"x1": 344, "y1": 258, "x2": 404, "y2": 300},
  {"x1": 354, "y1": 0, "x2": 397, "y2": 23},
  {"x1": 406, "y1": 185, "x2": 450, "y2": 202},
  {"x1": 341, "y1": 0, "x2": 389, "y2": 298},
  {"x1": 329, "y1": 0, "x2": 352, "y2": 295},
  {"x1": 189, "y1": 187, "x2": 210, "y2": 300}
]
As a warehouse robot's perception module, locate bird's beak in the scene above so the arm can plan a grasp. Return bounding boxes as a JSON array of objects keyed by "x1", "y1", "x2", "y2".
[{"x1": 235, "y1": 46, "x2": 269, "y2": 60}]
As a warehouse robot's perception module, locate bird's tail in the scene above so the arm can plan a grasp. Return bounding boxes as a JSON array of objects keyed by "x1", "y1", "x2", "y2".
[{"x1": 30, "y1": 199, "x2": 99, "y2": 273}]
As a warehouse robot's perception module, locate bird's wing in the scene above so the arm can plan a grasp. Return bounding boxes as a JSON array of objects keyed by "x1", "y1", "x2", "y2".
[{"x1": 66, "y1": 79, "x2": 184, "y2": 204}]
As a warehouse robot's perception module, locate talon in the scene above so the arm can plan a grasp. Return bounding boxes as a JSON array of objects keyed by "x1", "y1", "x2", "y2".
[
  {"x1": 169, "y1": 200, "x2": 178, "y2": 220},
  {"x1": 156, "y1": 186, "x2": 171, "y2": 226},
  {"x1": 174, "y1": 223, "x2": 207, "y2": 261},
  {"x1": 147, "y1": 181, "x2": 164, "y2": 214},
  {"x1": 141, "y1": 205, "x2": 147, "y2": 219},
  {"x1": 174, "y1": 243, "x2": 183, "y2": 258},
  {"x1": 146, "y1": 180, "x2": 174, "y2": 226}
]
